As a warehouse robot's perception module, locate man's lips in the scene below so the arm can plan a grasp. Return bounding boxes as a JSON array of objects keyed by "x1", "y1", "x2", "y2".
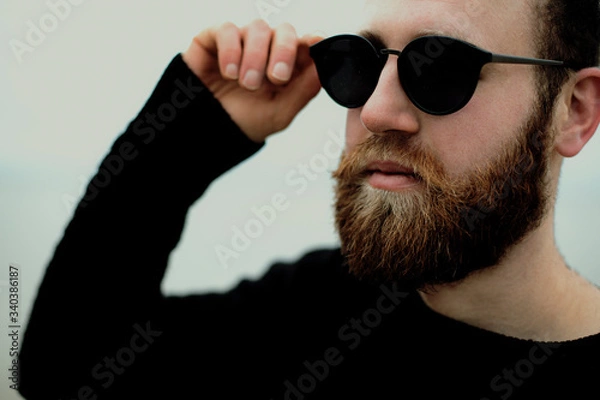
[
  {"x1": 364, "y1": 161, "x2": 422, "y2": 191},
  {"x1": 366, "y1": 161, "x2": 417, "y2": 175}
]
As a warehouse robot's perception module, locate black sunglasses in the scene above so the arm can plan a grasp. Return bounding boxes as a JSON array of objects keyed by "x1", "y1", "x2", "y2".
[{"x1": 309, "y1": 34, "x2": 569, "y2": 116}]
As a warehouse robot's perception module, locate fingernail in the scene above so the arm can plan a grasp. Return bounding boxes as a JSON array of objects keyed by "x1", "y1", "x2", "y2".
[
  {"x1": 225, "y1": 64, "x2": 239, "y2": 79},
  {"x1": 272, "y1": 62, "x2": 291, "y2": 81},
  {"x1": 243, "y1": 69, "x2": 262, "y2": 90}
]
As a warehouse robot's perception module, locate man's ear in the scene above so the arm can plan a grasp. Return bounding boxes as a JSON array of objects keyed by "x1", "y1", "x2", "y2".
[{"x1": 555, "y1": 68, "x2": 600, "y2": 158}]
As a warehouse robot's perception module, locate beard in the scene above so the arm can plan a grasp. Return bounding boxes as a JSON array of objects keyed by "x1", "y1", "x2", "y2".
[{"x1": 333, "y1": 104, "x2": 554, "y2": 290}]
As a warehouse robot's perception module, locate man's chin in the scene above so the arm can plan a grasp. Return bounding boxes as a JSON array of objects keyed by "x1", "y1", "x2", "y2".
[{"x1": 335, "y1": 172, "x2": 548, "y2": 290}]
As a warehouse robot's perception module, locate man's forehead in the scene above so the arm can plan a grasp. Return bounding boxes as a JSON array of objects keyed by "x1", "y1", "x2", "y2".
[{"x1": 358, "y1": 0, "x2": 535, "y2": 51}]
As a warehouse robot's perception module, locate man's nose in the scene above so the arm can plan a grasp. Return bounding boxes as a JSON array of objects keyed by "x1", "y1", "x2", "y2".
[{"x1": 359, "y1": 57, "x2": 420, "y2": 136}]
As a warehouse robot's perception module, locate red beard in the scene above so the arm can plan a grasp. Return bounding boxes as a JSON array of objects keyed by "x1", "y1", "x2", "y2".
[{"x1": 333, "y1": 107, "x2": 553, "y2": 290}]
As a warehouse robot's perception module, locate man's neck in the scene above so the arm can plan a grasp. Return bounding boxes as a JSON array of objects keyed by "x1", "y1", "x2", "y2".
[{"x1": 418, "y1": 218, "x2": 600, "y2": 342}]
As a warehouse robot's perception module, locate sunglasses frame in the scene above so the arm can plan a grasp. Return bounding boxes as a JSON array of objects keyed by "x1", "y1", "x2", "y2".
[{"x1": 310, "y1": 34, "x2": 569, "y2": 115}]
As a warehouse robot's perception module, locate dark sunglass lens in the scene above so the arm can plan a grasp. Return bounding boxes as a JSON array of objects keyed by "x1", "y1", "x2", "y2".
[
  {"x1": 311, "y1": 36, "x2": 382, "y2": 108},
  {"x1": 399, "y1": 36, "x2": 483, "y2": 115}
]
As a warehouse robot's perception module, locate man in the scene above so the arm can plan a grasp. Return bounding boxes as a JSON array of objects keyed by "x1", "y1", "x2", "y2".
[{"x1": 18, "y1": 0, "x2": 600, "y2": 399}]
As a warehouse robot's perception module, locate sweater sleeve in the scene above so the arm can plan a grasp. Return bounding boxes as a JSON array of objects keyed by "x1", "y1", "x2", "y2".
[{"x1": 17, "y1": 54, "x2": 266, "y2": 399}]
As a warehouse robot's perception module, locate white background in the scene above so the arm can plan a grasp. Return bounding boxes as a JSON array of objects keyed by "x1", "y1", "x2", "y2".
[{"x1": 2, "y1": 1, "x2": 600, "y2": 399}]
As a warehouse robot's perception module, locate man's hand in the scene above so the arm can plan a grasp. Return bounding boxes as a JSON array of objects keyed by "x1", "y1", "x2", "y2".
[{"x1": 182, "y1": 19, "x2": 323, "y2": 143}]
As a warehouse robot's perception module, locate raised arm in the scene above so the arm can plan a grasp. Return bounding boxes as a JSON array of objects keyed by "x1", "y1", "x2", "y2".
[{"x1": 18, "y1": 20, "x2": 322, "y2": 400}]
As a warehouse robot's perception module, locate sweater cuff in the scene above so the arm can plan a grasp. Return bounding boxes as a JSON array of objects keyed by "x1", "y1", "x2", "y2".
[
  {"x1": 124, "y1": 52, "x2": 265, "y2": 172},
  {"x1": 87, "y1": 53, "x2": 265, "y2": 209}
]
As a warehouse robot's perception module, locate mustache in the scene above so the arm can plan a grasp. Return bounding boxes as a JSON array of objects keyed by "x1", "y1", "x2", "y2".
[{"x1": 332, "y1": 134, "x2": 447, "y2": 188}]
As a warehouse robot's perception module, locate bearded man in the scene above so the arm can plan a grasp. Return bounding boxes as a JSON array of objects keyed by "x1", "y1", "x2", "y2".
[{"x1": 18, "y1": 0, "x2": 600, "y2": 399}]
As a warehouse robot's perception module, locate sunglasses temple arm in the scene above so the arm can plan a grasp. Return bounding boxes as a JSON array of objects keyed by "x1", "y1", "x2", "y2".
[{"x1": 490, "y1": 53, "x2": 565, "y2": 67}]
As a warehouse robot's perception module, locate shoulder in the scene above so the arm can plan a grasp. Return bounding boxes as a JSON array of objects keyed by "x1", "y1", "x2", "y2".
[
  {"x1": 228, "y1": 247, "x2": 377, "y2": 303},
  {"x1": 259, "y1": 247, "x2": 349, "y2": 290}
]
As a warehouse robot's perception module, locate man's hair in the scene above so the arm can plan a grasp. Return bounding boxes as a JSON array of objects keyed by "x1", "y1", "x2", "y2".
[{"x1": 534, "y1": 0, "x2": 600, "y2": 111}]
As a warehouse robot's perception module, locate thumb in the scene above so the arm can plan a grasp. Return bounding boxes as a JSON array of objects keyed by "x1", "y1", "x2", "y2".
[{"x1": 285, "y1": 36, "x2": 323, "y2": 110}]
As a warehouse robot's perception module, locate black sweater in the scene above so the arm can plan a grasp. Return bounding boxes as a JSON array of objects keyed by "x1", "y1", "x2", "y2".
[{"x1": 18, "y1": 54, "x2": 600, "y2": 400}]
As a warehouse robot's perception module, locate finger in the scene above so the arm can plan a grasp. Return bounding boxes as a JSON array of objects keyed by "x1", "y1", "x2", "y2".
[
  {"x1": 215, "y1": 22, "x2": 243, "y2": 80},
  {"x1": 268, "y1": 39, "x2": 323, "y2": 131},
  {"x1": 239, "y1": 19, "x2": 273, "y2": 91},
  {"x1": 286, "y1": 39, "x2": 322, "y2": 108},
  {"x1": 266, "y1": 23, "x2": 298, "y2": 84},
  {"x1": 301, "y1": 32, "x2": 326, "y2": 47},
  {"x1": 190, "y1": 23, "x2": 241, "y2": 81}
]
